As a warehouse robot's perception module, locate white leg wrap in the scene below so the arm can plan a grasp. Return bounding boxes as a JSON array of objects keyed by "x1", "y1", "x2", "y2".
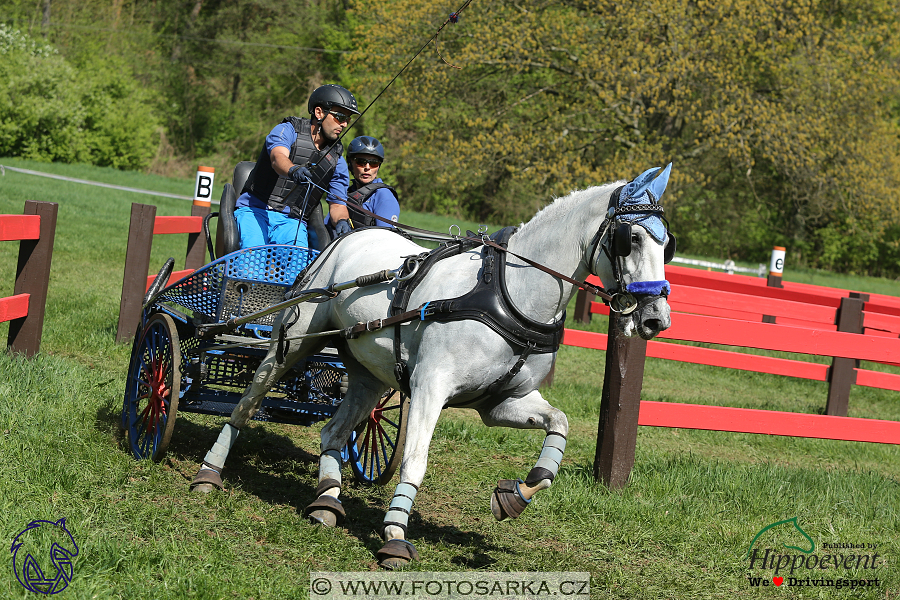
[
  {"x1": 319, "y1": 450, "x2": 343, "y2": 483},
  {"x1": 202, "y1": 424, "x2": 240, "y2": 470},
  {"x1": 384, "y1": 482, "x2": 418, "y2": 529}
]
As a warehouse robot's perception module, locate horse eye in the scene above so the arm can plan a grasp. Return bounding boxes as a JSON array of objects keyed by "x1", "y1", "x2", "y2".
[{"x1": 631, "y1": 234, "x2": 640, "y2": 245}]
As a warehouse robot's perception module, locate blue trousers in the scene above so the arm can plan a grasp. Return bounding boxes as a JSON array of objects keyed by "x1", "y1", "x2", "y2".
[{"x1": 234, "y1": 206, "x2": 308, "y2": 248}]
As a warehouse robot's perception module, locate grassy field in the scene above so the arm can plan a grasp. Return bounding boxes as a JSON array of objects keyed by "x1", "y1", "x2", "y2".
[{"x1": 0, "y1": 157, "x2": 898, "y2": 599}]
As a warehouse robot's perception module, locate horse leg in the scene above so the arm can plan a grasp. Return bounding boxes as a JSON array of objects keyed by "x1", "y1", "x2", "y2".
[
  {"x1": 477, "y1": 389, "x2": 569, "y2": 521},
  {"x1": 191, "y1": 311, "x2": 323, "y2": 492},
  {"x1": 375, "y1": 384, "x2": 446, "y2": 569},
  {"x1": 304, "y1": 355, "x2": 388, "y2": 527}
]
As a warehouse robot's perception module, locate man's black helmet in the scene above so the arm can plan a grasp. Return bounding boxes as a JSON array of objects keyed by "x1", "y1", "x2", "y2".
[
  {"x1": 308, "y1": 84, "x2": 359, "y2": 116},
  {"x1": 347, "y1": 136, "x2": 385, "y2": 161}
]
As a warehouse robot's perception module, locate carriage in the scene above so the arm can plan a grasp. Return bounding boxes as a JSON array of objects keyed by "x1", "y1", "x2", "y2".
[
  {"x1": 120, "y1": 164, "x2": 408, "y2": 486},
  {"x1": 122, "y1": 159, "x2": 676, "y2": 567}
]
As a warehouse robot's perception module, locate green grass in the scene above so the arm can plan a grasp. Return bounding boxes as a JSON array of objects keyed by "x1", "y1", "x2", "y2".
[{"x1": 1, "y1": 158, "x2": 899, "y2": 599}]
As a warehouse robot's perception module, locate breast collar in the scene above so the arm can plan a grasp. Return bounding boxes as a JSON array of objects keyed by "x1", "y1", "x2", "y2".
[
  {"x1": 386, "y1": 226, "x2": 565, "y2": 400},
  {"x1": 390, "y1": 226, "x2": 565, "y2": 354}
]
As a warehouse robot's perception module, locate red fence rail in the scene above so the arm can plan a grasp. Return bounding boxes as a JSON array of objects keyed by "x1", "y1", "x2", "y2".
[
  {"x1": 571, "y1": 265, "x2": 900, "y2": 487},
  {"x1": 2, "y1": 201, "x2": 58, "y2": 357},
  {"x1": 115, "y1": 202, "x2": 209, "y2": 343}
]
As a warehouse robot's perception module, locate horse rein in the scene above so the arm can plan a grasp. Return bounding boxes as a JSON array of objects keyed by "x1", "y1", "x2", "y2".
[{"x1": 301, "y1": 177, "x2": 621, "y2": 304}]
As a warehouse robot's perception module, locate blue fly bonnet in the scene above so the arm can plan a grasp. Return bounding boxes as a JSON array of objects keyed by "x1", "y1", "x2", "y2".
[{"x1": 617, "y1": 163, "x2": 672, "y2": 244}]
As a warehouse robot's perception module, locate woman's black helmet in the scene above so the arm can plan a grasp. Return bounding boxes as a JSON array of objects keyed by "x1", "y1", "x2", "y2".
[
  {"x1": 347, "y1": 136, "x2": 385, "y2": 161},
  {"x1": 308, "y1": 84, "x2": 359, "y2": 116}
]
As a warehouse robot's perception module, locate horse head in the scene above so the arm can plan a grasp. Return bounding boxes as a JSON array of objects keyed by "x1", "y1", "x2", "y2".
[{"x1": 591, "y1": 164, "x2": 674, "y2": 340}]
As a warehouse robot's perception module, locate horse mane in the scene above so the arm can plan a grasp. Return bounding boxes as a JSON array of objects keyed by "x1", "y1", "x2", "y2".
[{"x1": 512, "y1": 181, "x2": 624, "y2": 254}]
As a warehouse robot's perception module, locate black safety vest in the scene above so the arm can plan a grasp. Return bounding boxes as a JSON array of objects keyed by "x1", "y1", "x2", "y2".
[
  {"x1": 346, "y1": 181, "x2": 399, "y2": 228},
  {"x1": 242, "y1": 117, "x2": 343, "y2": 221}
]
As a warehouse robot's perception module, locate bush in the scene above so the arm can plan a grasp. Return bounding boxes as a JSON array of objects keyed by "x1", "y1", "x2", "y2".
[{"x1": 0, "y1": 25, "x2": 158, "y2": 169}]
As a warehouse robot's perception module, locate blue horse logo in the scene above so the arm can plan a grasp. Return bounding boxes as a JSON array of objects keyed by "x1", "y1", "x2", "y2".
[{"x1": 10, "y1": 518, "x2": 79, "y2": 595}]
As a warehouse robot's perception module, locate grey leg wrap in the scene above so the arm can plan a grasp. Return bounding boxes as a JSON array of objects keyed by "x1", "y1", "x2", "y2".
[
  {"x1": 319, "y1": 449, "x2": 343, "y2": 483},
  {"x1": 527, "y1": 432, "x2": 566, "y2": 484},
  {"x1": 382, "y1": 482, "x2": 418, "y2": 537},
  {"x1": 202, "y1": 423, "x2": 240, "y2": 470}
]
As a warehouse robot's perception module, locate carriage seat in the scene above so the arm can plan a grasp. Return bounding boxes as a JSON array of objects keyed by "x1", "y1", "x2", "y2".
[{"x1": 214, "y1": 161, "x2": 333, "y2": 259}]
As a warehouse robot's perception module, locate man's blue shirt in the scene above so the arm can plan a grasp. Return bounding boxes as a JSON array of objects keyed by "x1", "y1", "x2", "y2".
[{"x1": 236, "y1": 121, "x2": 349, "y2": 212}]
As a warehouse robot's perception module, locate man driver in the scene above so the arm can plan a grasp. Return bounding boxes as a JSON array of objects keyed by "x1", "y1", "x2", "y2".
[{"x1": 235, "y1": 84, "x2": 357, "y2": 249}]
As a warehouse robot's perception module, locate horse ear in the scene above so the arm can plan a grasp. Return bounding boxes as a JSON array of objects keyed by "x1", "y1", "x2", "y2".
[
  {"x1": 623, "y1": 166, "x2": 661, "y2": 199},
  {"x1": 648, "y1": 163, "x2": 673, "y2": 203}
]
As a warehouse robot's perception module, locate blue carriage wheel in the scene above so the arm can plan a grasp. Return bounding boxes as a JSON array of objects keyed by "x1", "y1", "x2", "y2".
[
  {"x1": 350, "y1": 390, "x2": 409, "y2": 485},
  {"x1": 123, "y1": 313, "x2": 181, "y2": 462}
]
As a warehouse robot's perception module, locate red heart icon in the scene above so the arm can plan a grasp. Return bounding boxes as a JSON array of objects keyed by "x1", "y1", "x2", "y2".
[{"x1": 773, "y1": 577, "x2": 784, "y2": 586}]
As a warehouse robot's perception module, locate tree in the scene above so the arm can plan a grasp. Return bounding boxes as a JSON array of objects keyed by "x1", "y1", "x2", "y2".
[
  {"x1": 0, "y1": 24, "x2": 158, "y2": 169},
  {"x1": 349, "y1": 0, "x2": 900, "y2": 273}
]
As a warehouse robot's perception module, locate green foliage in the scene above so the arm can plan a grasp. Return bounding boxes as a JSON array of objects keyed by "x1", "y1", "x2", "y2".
[
  {"x1": 0, "y1": 25, "x2": 159, "y2": 169},
  {"x1": 349, "y1": 0, "x2": 900, "y2": 275}
]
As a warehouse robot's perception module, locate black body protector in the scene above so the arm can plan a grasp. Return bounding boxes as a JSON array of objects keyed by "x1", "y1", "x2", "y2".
[
  {"x1": 346, "y1": 181, "x2": 399, "y2": 228},
  {"x1": 241, "y1": 117, "x2": 343, "y2": 221}
]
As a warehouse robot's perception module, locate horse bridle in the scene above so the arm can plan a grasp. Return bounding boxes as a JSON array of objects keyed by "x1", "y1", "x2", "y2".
[{"x1": 588, "y1": 185, "x2": 676, "y2": 314}]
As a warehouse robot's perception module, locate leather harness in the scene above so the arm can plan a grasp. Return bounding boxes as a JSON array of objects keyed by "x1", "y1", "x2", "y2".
[{"x1": 383, "y1": 227, "x2": 565, "y2": 400}]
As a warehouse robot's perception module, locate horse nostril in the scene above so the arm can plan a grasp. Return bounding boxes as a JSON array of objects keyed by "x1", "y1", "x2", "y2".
[{"x1": 644, "y1": 319, "x2": 661, "y2": 332}]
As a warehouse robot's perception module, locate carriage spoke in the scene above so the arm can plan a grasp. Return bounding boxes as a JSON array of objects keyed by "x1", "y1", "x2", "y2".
[{"x1": 123, "y1": 313, "x2": 181, "y2": 461}]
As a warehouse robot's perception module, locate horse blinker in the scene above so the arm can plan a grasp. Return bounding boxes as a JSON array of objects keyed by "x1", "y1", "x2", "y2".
[
  {"x1": 664, "y1": 233, "x2": 676, "y2": 264},
  {"x1": 614, "y1": 222, "x2": 632, "y2": 257}
]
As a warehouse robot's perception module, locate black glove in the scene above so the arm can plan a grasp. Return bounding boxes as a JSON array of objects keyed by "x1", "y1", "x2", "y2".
[
  {"x1": 333, "y1": 219, "x2": 352, "y2": 237},
  {"x1": 288, "y1": 165, "x2": 312, "y2": 184}
]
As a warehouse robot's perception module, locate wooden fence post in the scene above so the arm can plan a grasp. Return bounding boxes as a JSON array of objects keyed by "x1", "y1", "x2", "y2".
[
  {"x1": 185, "y1": 203, "x2": 210, "y2": 270},
  {"x1": 825, "y1": 293, "x2": 868, "y2": 416},
  {"x1": 593, "y1": 315, "x2": 648, "y2": 488},
  {"x1": 574, "y1": 288, "x2": 594, "y2": 323},
  {"x1": 116, "y1": 203, "x2": 157, "y2": 344},
  {"x1": 7, "y1": 201, "x2": 58, "y2": 357}
]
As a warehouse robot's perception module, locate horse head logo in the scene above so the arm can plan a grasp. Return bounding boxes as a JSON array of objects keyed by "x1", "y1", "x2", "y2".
[
  {"x1": 10, "y1": 518, "x2": 79, "y2": 595},
  {"x1": 746, "y1": 517, "x2": 815, "y2": 558}
]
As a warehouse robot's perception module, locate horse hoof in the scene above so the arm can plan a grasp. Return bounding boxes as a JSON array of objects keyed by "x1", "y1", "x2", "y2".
[
  {"x1": 491, "y1": 479, "x2": 530, "y2": 521},
  {"x1": 190, "y1": 467, "x2": 223, "y2": 493},
  {"x1": 379, "y1": 556, "x2": 409, "y2": 570},
  {"x1": 376, "y1": 539, "x2": 420, "y2": 569},
  {"x1": 308, "y1": 509, "x2": 338, "y2": 527},
  {"x1": 303, "y1": 495, "x2": 346, "y2": 527}
]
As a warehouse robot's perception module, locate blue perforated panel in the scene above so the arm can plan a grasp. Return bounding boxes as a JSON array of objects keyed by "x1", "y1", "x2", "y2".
[{"x1": 158, "y1": 245, "x2": 317, "y2": 325}]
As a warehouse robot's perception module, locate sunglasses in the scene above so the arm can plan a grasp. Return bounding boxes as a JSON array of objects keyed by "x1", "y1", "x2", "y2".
[
  {"x1": 326, "y1": 110, "x2": 352, "y2": 124},
  {"x1": 352, "y1": 157, "x2": 382, "y2": 167}
]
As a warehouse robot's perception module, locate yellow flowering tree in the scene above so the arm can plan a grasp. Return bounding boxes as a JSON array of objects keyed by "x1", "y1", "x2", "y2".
[{"x1": 348, "y1": 0, "x2": 900, "y2": 273}]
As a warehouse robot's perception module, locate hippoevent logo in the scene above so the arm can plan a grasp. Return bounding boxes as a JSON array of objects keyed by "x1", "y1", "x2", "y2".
[
  {"x1": 745, "y1": 517, "x2": 881, "y2": 591},
  {"x1": 10, "y1": 518, "x2": 79, "y2": 595}
]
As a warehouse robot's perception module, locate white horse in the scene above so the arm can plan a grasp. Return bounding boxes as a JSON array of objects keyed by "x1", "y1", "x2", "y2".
[{"x1": 191, "y1": 165, "x2": 674, "y2": 568}]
